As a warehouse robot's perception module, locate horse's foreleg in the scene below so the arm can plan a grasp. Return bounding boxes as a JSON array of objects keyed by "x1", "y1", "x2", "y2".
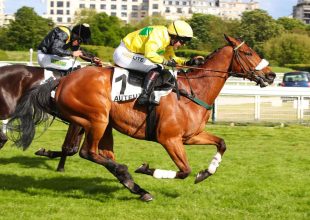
[
  {"x1": 135, "y1": 138, "x2": 191, "y2": 180},
  {"x1": 79, "y1": 121, "x2": 152, "y2": 202},
  {"x1": 185, "y1": 131, "x2": 226, "y2": 183}
]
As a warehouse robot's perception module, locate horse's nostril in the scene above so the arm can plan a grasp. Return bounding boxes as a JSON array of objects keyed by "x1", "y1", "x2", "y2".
[{"x1": 268, "y1": 72, "x2": 276, "y2": 80}]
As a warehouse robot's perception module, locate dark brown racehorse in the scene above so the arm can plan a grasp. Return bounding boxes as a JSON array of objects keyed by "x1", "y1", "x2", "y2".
[
  {"x1": 8, "y1": 36, "x2": 275, "y2": 201},
  {"x1": 0, "y1": 64, "x2": 83, "y2": 171}
]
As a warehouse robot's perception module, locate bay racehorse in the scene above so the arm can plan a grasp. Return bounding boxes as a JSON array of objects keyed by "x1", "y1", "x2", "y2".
[
  {"x1": 8, "y1": 35, "x2": 275, "y2": 201},
  {"x1": 0, "y1": 64, "x2": 83, "y2": 171}
]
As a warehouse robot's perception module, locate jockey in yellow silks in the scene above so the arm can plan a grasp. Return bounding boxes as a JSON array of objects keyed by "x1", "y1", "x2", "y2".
[{"x1": 113, "y1": 20, "x2": 204, "y2": 105}]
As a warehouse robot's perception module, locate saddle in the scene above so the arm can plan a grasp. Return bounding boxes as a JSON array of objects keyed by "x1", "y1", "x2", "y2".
[
  {"x1": 127, "y1": 68, "x2": 175, "y2": 91},
  {"x1": 46, "y1": 66, "x2": 80, "y2": 77}
]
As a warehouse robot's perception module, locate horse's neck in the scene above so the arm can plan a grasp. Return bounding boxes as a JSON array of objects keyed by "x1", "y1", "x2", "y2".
[{"x1": 186, "y1": 46, "x2": 233, "y2": 104}]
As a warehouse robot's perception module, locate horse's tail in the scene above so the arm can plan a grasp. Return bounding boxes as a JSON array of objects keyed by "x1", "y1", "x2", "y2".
[{"x1": 7, "y1": 79, "x2": 58, "y2": 150}]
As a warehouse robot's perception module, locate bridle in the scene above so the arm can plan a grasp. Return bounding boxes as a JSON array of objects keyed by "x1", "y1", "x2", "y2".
[
  {"x1": 177, "y1": 42, "x2": 270, "y2": 85},
  {"x1": 228, "y1": 42, "x2": 269, "y2": 85}
]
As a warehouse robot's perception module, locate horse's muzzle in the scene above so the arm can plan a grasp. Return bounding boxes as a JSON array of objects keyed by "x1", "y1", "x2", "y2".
[
  {"x1": 256, "y1": 71, "x2": 276, "y2": 88},
  {"x1": 266, "y1": 72, "x2": 276, "y2": 83}
]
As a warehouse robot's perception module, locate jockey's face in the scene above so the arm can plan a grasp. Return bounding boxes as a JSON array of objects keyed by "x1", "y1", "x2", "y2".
[
  {"x1": 172, "y1": 40, "x2": 183, "y2": 50},
  {"x1": 72, "y1": 39, "x2": 80, "y2": 46},
  {"x1": 170, "y1": 36, "x2": 185, "y2": 50}
]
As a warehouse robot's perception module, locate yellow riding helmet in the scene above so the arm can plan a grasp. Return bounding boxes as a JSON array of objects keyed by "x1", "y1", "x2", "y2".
[{"x1": 167, "y1": 20, "x2": 193, "y2": 38}]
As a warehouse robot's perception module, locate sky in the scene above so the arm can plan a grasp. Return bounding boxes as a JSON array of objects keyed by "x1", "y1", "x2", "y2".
[{"x1": 4, "y1": 0, "x2": 298, "y2": 19}]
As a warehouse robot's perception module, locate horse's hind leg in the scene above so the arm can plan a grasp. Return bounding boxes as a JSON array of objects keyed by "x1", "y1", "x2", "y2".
[
  {"x1": 79, "y1": 121, "x2": 152, "y2": 202},
  {"x1": 0, "y1": 130, "x2": 8, "y2": 150},
  {"x1": 56, "y1": 124, "x2": 84, "y2": 172},
  {"x1": 34, "y1": 123, "x2": 83, "y2": 171},
  {"x1": 184, "y1": 131, "x2": 226, "y2": 183}
]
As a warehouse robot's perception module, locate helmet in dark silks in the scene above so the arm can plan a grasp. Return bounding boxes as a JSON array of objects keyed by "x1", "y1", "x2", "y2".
[{"x1": 71, "y1": 23, "x2": 91, "y2": 43}]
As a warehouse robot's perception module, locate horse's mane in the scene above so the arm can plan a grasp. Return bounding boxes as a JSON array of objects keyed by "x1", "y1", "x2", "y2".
[
  {"x1": 204, "y1": 45, "x2": 227, "y2": 62},
  {"x1": 177, "y1": 45, "x2": 229, "y2": 79}
]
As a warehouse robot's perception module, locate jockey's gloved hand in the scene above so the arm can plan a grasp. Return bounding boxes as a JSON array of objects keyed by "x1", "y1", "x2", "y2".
[
  {"x1": 91, "y1": 57, "x2": 103, "y2": 67},
  {"x1": 163, "y1": 59, "x2": 177, "y2": 67},
  {"x1": 186, "y1": 56, "x2": 205, "y2": 66}
]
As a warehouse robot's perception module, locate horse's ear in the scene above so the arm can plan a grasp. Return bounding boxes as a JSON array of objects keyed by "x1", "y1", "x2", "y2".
[{"x1": 224, "y1": 34, "x2": 233, "y2": 46}]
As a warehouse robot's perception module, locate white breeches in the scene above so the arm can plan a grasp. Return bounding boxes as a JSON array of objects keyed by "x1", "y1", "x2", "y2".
[
  {"x1": 37, "y1": 50, "x2": 81, "y2": 71},
  {"x1": 113, "y1": 41, "x2": 158, "y2": 73}
]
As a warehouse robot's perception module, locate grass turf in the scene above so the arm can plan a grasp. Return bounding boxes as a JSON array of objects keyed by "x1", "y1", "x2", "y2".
[{"x1": 0, "y1": 122, "x2": 309, "y2": 220}]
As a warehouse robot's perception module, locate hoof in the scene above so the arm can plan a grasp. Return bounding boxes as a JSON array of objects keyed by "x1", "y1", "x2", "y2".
[
  {"x1": 0, "y1": 141, "x2": 6, "y2": 150},
  {"x1": 140, "y1": 193, "x2": 153, "y2": 202},
  {"x1": 56, "y1": 167, "x2": 65, "y2": 172},
  {"x1": 135, "y1": 163, "x2": 149, "y2": 174},
  {"x1": 35, "y1": 148, "x2": 46, "y2": 156},
  {"x1": 0, "y1": 137, "x2": 7, "y2": 150},
  {"x1": 195, "y1": 170, "x2": 212, "y2": 184}
]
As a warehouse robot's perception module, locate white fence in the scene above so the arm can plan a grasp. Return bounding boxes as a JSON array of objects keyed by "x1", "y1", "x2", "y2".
[{"x1": 215, "y1": 85, "x2": 310, "y2": 123}]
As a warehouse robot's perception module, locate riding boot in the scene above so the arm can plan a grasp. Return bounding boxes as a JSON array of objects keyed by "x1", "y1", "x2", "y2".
[{"x1": 137, "y1": 70, "x2": 160, "y2": 105}]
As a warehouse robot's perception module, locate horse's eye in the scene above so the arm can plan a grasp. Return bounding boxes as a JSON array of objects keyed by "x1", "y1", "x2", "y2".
[{"x1": 244, "y1": 52, "x2": 252, "y2": 56}]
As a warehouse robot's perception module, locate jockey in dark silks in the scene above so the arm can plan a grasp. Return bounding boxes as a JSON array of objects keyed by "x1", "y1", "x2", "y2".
[
  {"x1": 113, "y1": 20, "x2": 204, "y2": 105},
  {"x1": 37, "y1": 23, "x2": 101, "y2": 74}
]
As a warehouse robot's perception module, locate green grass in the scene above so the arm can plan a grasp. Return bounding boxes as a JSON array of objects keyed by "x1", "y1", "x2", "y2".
[
  {"x1": 270, "y1": 66, "x2": 294, "y2": 73},
  {"x1": 2, "y1": 50, "x2": 37, "y2": 62},
  {"x1": 0, "y1": 122, "x2": 308, "y2": 219}
]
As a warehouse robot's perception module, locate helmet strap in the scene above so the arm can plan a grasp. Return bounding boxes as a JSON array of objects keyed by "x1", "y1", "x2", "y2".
[
  {"x1": 169, "y1": 35, "x2": 178, "y2": 46},
  {"x1": 78, "y1": 24, "x2": 82, "y2": 39},
  {"x1": 172, "y1": 21, "x2": 180, "y2": 37}
]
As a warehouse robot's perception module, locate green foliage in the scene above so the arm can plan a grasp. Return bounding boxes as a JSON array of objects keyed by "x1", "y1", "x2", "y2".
[
  {"x1": 0, "y1": 7, "x2": 53, "y2": 51},
  {"x1": 284, "y1": 64, "x2": 310, "y2": 72},
  {"x1": 277, "y1": 17, "x2": 307, "y2": 33},
  {"x1": 133, "y1": 15, "x2": 170, "y2": 29},
  {"x1": 0, "y1": 122, "x2": 309, "y2": 219},
  {"x1": 75, "y1": 9, "x2": 134, "y2": 48},
  {"x1": 239, "y1": 9, "x2": 283, "y2": 54},
  {"x1": 263, "y1": 33, "x2": 310, "y2": 66},
  {"x1": 187, "y1": 14, "x2": 240, "y2": 51}
]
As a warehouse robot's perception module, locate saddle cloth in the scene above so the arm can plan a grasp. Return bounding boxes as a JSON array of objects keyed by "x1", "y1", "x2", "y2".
[
  {"x1": 111, "y1": 67, "x2": 177, "y2": 103},
  {"x1": 41, "y1": 69, "x2": 57, "y2": 85},
  {"x1": 42, "y1": 69, "x2": 57, "y2": 98}
]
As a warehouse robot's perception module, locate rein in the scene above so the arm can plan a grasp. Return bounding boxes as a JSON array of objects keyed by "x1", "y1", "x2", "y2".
[
  {"x1": 173, "y1": 42, "x2": 265, "y2": 110},
  {"x1": 176, "y1": 43, "x2": 266, "y2": 81},
  {"x1": 175, "y1": 65, "x2": 231, "y2": 79}
]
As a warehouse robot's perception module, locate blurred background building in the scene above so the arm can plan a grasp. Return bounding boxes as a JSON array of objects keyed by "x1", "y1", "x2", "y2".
[
  {"x1": 44, "y1": 0, "x2": 259, "y2": 26},
  {"x1": 293, "y1": 0, "x2": 310, "y2": 24}
]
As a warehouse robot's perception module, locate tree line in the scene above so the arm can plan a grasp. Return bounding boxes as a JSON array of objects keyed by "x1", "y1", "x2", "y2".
[{"x1": 0, "y1": 6, "x2": 309, "y2": 66}]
